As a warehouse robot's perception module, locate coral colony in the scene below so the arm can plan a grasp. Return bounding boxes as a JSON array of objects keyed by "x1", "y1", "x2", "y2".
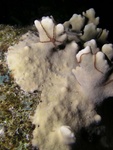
[{"x1": 6, "y1": 8, "x2": 113, "y2": 150}]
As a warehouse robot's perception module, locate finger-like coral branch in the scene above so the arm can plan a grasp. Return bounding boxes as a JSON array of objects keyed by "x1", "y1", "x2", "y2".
[
  {"x1": 6, "y1": 8, "x2": 113, "y2": 150},
  {"x1": 35, "y1": 17, "x2": 67, "y2": 48}
]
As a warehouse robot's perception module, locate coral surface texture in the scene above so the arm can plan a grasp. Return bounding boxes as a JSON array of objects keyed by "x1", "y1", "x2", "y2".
[{"x1": 6, "y1": 8, "x2": 113, "y2": 150}]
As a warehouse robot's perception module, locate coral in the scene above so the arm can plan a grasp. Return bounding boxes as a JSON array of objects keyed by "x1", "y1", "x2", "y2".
[
  {"x1": 64, "y1": 8, "x2": 109, "y2": 43},
  {"x1": 6, "y1": 8, "x2": 113, "y2": 150}
]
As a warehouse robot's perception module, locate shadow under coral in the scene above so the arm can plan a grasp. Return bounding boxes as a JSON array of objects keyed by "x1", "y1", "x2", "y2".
[{"x1": 70, "y1": 97, "x2": 113, "y2": 150}]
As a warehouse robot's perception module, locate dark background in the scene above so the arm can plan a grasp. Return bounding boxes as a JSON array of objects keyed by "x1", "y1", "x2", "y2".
[
  {"x1": 1, "y1": 0, "x2": 113, "y2": 42},
  {"x1": 0, "y1": 0, "x2": 113, "y2": 41}
]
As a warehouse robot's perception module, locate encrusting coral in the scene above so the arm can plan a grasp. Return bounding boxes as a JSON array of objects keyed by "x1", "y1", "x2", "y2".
[{"x1": 6, "y1": 8, "x2": 113, "y2": 150}]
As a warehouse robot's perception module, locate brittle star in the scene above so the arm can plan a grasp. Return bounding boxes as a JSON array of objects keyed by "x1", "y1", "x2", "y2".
[
  {"x1": 39, "y1": 21, "x2": 63, "y2": 47},
  {"x1": 77, "y1": 50, "x2": 104, "y2": 74}
]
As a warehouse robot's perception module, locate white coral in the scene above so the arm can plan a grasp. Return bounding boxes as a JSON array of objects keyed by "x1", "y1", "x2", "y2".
[
  {"x1": 64, "y1": 8, "x2": 109, "y2": 43},
  {"x1": 60, "y1": 126, "x2": 76, "y2": 144},
  {"x1": 6, "y1": 8, "x2": 113, "y2": 150},
  {"x1": 35, "y1": 16, "x2": 67, "y2": 47}
]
